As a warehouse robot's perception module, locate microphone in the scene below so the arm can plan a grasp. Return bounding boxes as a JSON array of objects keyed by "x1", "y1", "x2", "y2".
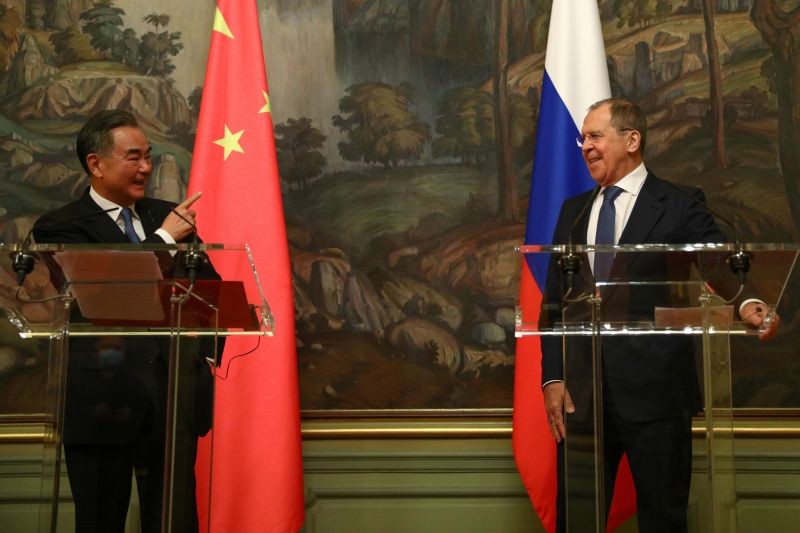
[
  {"x1": 558, "y1": 186, "x2": 601, "y2": 291},
  {"x1": 169, "y1": 207, "x2": 207, "y2": 285},
  {"x1": 11, "y1": 207, "x2": 120, "y2": 286},
  {"x1": 660, "y1": 179, "x2": 750, "y2": 284}
]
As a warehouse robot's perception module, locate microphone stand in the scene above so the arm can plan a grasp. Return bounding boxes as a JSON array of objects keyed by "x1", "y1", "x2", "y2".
[
  {"x1": 660, "y1": 179, "x2": 750, "y2": 303},
  {"x1": 11, "y1": 247, "x2": 36, "y2": 287},
  {"x1": 169, "y1": 208, "x2": 208, "y2": 303},
  {"x1": 11, "y1": 207, "x2": 120, "y2": 288},
  {"x1": 559, "y1": 186, "x2": 601, "y2": 303}
]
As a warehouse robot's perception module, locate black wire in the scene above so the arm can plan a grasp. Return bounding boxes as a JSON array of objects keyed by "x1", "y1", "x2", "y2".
[
  {"x1": 214, "y1": 336, "x2": 261, "y2": 380},
  {"x1": 16, "y1": 285, "x2": 64, "y2": 303}
]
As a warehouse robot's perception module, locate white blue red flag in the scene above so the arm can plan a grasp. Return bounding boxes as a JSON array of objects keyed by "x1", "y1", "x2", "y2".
[{"x1": 512, "y1": 0, "x2": 635, "y2": 531}]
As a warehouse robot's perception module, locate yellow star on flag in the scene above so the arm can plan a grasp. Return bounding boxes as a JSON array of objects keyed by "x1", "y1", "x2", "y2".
[
  {"x1": 213, "y1": 7, "x2": 234, "y2": 39},
  {"x1": 259, "y1": 90, "x2": 271, "y2": 114},
  {"x1": 213, "y1": 125, "x2": 244, "y2": 160}
]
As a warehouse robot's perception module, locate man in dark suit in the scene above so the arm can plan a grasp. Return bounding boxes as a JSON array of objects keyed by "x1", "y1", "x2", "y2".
[
  {"x1": 33, "y1": 110, "x2": 218, "y2": 533},
  {"x1": 540, "y1": 98, "x2": 779, "y2": 532}
]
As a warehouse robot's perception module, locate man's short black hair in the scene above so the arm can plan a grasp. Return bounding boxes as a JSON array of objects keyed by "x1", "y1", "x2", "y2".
[{"x1": 76, "y1": 110, "x2": 140, "y2": 174}]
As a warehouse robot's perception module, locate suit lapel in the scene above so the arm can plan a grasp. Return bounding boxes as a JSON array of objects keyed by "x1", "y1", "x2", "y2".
[
  {"x1": 612, "y1": 174, "x2": 667, "y2": 279},
  {"x1": 136, "y1": 199, "x2": 160, "y2": 235},
  {"x1": 570, "y1": 189, "x2": 595, "y2": 245},
  {"x1": 90, "y1": 197, "x2": 165, "y2": 240},
  {"x1": 619, "y1": 174, "x2": 666, "y2": 245},
  {"x1": 567, "y1": 190, "x2": 596, "y2": 289},
  {"x1": 76, "y1": 191, "x2": 128, "y2": 243}
]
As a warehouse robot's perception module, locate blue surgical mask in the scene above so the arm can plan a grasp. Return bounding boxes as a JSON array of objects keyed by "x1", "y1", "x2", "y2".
[{"x1": 98, "y1": 348, "x2": 124, "y2": 368}]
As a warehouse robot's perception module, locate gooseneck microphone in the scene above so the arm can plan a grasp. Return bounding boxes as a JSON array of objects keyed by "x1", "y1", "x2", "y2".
[
  {"x1": 558, "y1": 185, "x2": 601, "y2": 296},
  {"x1": 11, "y1": 207, "x2": 120, "y2": 286},
  {"x1": 168, "y1": 208, "x2": 207, "y2": 285},
  {"x1": 661, "y1": 179, "x2": 751, "y2": 285}
]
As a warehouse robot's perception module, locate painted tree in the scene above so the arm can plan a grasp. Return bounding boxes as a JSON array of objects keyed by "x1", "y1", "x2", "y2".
[
  {"x1": 739, "y1": 85, "x2": 769, "y2": 119},
  {"x1": 414, "y1": 0, "x2": 446, "y2": 56},
  {"x1": 494, "y1": 0, "x2": 516, "y2": 221},
  {"x1": 433, "y1": 87, "x2": 533, "y2": 164},
  {"x1": 113, "y1": 28, "x2": 140, "y2": 67},
  {"x1": 413, "y1": 0, "x2": 530, "y2": 62},
  {"x1": 507, "y1": 93, "x2": 535, "y2": 159},
  {"x1": 50, "y1": 26, "x2": 99, "y2": 65},
  {"x1": 0, "y1": 5, "x2": 22, "y2": 72},
  {"x1": 188, "y1": 86, "x2": 203, "y2": 117},
  {"x1": 701, "y1": 0, "x2": 727, "y2": 168},
  {"x1": 656, "y1": 0, "x2": 673, "y2": 20},
  {"x1": 438, "y1": 0, "x2": 487, "y2": 63},
  {"x1": 528, "y1": 0, "x2": 553, "y2": 53},
  {"x1": 333, "y1": 82, "x2": 431, "y2": 168},
  {"x1": 79, "y1": 1, "x2": 126, "y2": 60},
  {"x1": 613, "y1": 0, "x2": 658, "y2": 29},
  {"x1": 432, "y1": 88, "x2": 495, "y2": 163},
  {"x1": 751, "y1": 0, "x2": 800, "y2": 233},
  {"x1": 139, "y1": 13, "x2": 183, "y2": 77},
  {"x1": 143, "y1": 12, "x2": 170, "y2": 33},
  {"x1": 275, "y1": 117, "x2": 327, "y2": 191}
]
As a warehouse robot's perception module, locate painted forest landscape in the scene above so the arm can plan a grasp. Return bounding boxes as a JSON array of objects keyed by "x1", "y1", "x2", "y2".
[{"x1": 0, "y1": 0, "x2": 798, "y2": 416}]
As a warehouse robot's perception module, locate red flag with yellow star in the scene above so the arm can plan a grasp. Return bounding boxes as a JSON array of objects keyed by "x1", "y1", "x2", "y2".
[{"x1": 188, "y1": 2, "x2": 304, "y2": 531}]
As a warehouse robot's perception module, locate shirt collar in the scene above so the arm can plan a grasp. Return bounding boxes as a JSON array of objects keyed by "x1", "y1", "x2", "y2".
[
  {"x1": 89, "y1": 187, "x2": 138, "y2": 218},
  {"x1": 605, "y1": 162, "x2": 647, "y2": 196}
]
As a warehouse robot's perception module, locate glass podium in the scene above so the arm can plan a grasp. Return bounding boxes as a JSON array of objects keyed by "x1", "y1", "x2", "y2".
[
  {"x1": 0, "y1": 243, "x2": 273, "y2": 532},
  {"x1": 517, "y1": 242, "x2": 798, "y2": 533}
]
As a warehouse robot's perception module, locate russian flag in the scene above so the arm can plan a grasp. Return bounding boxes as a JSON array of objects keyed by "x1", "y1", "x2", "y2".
[{"x1": 511, "y1": 1, "x2": 635, "y2": 531}]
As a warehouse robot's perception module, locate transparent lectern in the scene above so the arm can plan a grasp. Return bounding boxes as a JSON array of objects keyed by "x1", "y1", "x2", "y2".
[
  {"x1": 0, "y1": 243, "x2": 273, "y2": 533},
  {"x1": 516, "y1": 243, "x2": 798, "y2": 533}
]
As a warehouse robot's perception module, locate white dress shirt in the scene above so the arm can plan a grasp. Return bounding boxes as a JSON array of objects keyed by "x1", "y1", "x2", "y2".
[
  {"x1": 90, "y1": 187, "x2": 175, "y2": 244},
  {"x1": 586, "y1": 162, "x2": 648, "y2": 273}
]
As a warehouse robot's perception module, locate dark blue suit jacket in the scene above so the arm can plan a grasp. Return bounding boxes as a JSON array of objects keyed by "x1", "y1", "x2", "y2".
[
  {"x1": 33, "y1": 188, "x2": 219, "y2": 445},
  {"x1": 540, "y1": 172, "x2": 730, "y2": 421}
]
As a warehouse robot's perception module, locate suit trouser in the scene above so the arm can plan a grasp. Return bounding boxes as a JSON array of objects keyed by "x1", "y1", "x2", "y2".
[
  {"x1": 64, "y1": 435, "x2": 199, "y2": 533},
  {"x1": 603, "y1": 402, "x2": 693, "y2": 533},
  {"x1": 64, "y1": 354, "x2": 201, "y2": 533},
  {"x1": 64, "y1": 444, "x2": 136, "y2": 533},
  {"x1": 556, "y1": 401, "x2": 693, "y2": 533}
]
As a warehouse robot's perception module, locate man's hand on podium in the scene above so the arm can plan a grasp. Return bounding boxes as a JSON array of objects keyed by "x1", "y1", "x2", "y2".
[{"x1": 741, "y1": 301, "x2": 781, "y2": 341}]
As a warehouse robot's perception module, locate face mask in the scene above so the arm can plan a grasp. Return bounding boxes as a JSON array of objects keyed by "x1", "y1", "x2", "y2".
[{"x1": 98, "y1": 348, "x2": 124, "y2": 368}]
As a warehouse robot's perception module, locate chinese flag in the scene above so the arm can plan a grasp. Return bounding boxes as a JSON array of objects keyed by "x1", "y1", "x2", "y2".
[{"x1": 188, "y1": 1, "x2": 304, "y2": 532}]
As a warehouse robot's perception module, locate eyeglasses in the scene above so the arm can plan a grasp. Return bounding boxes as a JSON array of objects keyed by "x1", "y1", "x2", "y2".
[{"x1": 576, "y1": 128, "x2": 633, "y2": 148}]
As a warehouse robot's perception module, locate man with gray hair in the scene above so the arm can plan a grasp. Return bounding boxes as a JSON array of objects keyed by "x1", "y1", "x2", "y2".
[
  {"x1": 34, "y1": 109, "x2": 218, "y2": 533},
  {"x1": 540, "y1": 98, "x2": 778, "y2": 532}
]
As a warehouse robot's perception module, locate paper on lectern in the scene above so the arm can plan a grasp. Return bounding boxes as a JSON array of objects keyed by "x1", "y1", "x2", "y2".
[{"x1": 54, "y1": 250, "x2": 165, "y2": 321}]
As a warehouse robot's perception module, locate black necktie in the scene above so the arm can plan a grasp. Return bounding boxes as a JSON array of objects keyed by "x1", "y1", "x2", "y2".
[
  {"x1": 120, "y1": 207, "x2": 142, "y2": 244},
  {"x1": 594, "y1": 186, "x2": 622, "y2": 281}
]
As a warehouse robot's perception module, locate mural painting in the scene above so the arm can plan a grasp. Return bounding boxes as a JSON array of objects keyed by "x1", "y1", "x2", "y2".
[{"x1": 0, "y1": 0, "x2": 797, "y2": 417}]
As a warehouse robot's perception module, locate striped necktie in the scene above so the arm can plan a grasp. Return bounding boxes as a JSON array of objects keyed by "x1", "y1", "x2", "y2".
[
  {"x1": 594, "y1": 185, "x2": 622, "y2": 281},
  {"x1": 120, "y1": 207, "x2": 142, "y2": 244}
]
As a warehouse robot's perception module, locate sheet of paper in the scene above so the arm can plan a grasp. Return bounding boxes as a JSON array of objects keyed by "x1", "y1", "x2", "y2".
[
  {"x1": 54, "y1": 251, "x2": 165, "y2": 321},
  {"x1": 654, "y1": 306, "x2": 733, "y2": 328}
]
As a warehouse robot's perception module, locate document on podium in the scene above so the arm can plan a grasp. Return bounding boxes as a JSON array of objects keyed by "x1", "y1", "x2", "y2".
[
  {"x1": 54, "y1": 250, "x2": 166, "y2": 322},
  {"x1": 654, "y1": 305, "x2": 734, "y2": 328}
]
